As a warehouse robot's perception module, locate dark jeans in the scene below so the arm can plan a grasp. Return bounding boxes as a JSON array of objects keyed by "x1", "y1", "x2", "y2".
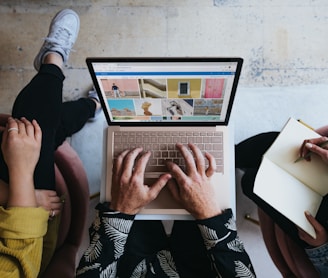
[
  {"x1": 0, "y1": 64, "x2": 96, "y2": 190},
  {"x1": 235, "y1": 131, "x2": 308, "y2": 246},
  {"x1": 117, "y1": 220, "x2": 214, "y2": 277}
]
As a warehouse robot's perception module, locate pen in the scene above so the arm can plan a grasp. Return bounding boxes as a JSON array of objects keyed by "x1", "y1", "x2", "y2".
[
  {"x1": 294, "y1": 140, "x2": 328, "y2": 163},
  {"x1": 297, "y1": 119, "x2": 314, "y2": 130}
]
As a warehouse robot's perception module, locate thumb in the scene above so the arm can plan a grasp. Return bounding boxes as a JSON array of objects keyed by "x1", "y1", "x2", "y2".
[
  {"x1": 149, "y1": 173, "x2": 171, "y2": 196},
  {"x1": 304, "y1": 211, "x2": 324, "y2": 232}
]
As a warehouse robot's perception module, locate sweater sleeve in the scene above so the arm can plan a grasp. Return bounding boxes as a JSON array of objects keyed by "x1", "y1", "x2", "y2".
[
  {"x1": 196, "y1": 209, "x2": 256, "y2": 278},
  {"x1": 0, "y1": 206, "x2": 49, "y2": 278},
  {"x1": 76, "y1": 202, "x2": 135, "y2": 277},
  {"x1": 305, "y1": 243, "x2": 328, "y2": 277}
]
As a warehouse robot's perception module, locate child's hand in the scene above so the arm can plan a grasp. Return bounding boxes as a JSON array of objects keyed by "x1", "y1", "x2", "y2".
[{"x1": 298, "y1": 211, "x2": 328, "y2": 247}]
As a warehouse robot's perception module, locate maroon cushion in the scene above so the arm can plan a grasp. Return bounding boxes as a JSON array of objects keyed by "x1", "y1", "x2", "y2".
[
  {"x1": 54, "y1": 164, "x2": 71, "y2": 248},
  {"x1": 258, "y1": 207, "x2": 319, "y2": 278},
  {"x1": 258, "y1": 208, "x2": 293, "y2": 277},
  {"x1": 54, "y1": 141, "x2": 89, "y2": 247},
  {"x1": 275, "y1": 225, "x2": 319, "y2": 278}
]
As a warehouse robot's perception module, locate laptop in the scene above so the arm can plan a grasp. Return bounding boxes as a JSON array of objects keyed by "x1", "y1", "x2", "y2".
[{"x1": 86, "y1": 57, "x2": 243, "y2": 220}]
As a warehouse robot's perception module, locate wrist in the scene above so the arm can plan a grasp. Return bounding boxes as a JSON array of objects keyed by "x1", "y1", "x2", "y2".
[
  {"x1": 193, "y1": 208, "x2": 222, "y2": 220},
  {"x1": 7, "y1": 187, "x2": 37, "y2": 207},
  {"x1": 7, "y1": 173, "x2": 36, "y2": 207},
  {"x1": 109, "y1": 202, "x2": 139, "y2": 215},
  {"x1": 9, "y1": 174, "x2": 34, "y2": 189}
]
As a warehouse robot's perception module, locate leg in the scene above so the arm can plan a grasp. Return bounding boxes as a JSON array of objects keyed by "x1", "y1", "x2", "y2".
[
  {"x1": 12, "y1": 64, "x2": 64, "y2": 125},
  {"x1": 169, "y1": 221, "x2": 214, "y2": 277},
  {"x1": 3, "y1": 9, "x2": 80, "y2": 190},
  {"x1": 0, "y1": 60, "x2": 65, "y2": 187},
  {"x1": 54, "y1": 98, "x2": 96, "y2": 148},
  {"x1": 7, "y1": 63, "x2": 64, "y2": 190},
  {"x1": 117, "y1": 220, "x2": 169, "y2": 276},
  {"x1": 235, "y1": 131, "x2": 279, "y2": 169}
]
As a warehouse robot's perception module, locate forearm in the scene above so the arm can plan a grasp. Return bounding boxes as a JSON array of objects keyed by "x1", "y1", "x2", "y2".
[
  {"x1": 0, "y1": 176, "x2": 35, "y2": 208},
  {"x1": 7, "y1": 172, "x2": 36, "y2": 207},
  {"x1": 76, "y1": 202, "x2": 135, "y2": 277},
  {"x1": 196, "y1": 209, "x2": 256, "y2": 278}
]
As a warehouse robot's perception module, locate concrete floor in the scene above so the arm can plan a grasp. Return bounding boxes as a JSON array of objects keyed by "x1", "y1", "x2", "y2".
[{"x1": 0, "y1": 4, "x2": 282, "y2": 277}]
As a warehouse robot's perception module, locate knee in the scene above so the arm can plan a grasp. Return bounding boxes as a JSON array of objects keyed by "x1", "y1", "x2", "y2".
[{"x1": 240, "y1": 169, "x2": 257, "y2": 198}]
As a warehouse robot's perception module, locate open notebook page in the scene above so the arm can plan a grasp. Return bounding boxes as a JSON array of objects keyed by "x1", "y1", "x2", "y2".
[
  {"x1": 254, "y1": 157, "x2": 322, "y2": 238},
  {"x1": 264, "y1": 117, "x2": 328, "y2": 196}
]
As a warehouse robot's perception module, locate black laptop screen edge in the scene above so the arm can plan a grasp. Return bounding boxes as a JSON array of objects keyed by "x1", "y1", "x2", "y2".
[{"x1": 86, "y1": 57, "x2": 243, "y2": 127}]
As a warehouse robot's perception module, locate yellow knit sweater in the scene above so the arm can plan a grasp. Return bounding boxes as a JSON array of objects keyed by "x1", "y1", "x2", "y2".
[{"x1": 0, "y1": 206, "x2": 48, "y2": 278}]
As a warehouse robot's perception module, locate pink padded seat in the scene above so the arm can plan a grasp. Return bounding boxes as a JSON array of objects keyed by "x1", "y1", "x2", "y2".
[{"x1": 258, "y1": 207, "x2": 319, "y2": 278}]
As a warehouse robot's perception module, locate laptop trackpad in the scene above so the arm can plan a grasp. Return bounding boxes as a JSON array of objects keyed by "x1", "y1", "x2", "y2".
[{"x1": 144, "y1": 178, "x2": 183, "y2": 209}]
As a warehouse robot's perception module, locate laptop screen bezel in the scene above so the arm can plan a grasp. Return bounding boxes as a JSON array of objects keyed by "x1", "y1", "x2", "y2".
[{"x1": 86, "y1": 57, "x2": 243, "y2": 127}]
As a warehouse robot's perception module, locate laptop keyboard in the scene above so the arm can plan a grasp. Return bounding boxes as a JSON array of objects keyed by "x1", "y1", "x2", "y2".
[{"x1": 113, "y1": 130, "x2": 224, "y2": 173}]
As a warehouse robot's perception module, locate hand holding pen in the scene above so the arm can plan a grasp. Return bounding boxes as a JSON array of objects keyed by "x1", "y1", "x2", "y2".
[{"x1": 295, "y1": 136, "x2": 328, "y2": 163}]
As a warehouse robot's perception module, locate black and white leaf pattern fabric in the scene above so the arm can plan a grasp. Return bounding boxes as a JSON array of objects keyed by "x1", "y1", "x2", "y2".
[
  {"x1": 225, "y1": 216, "x2": 237, "y2": 231},
  {"x1": 227, "y1": 236, "x2": 245, "y2": 253},
  {"x1": 103, "y1": 217, "x2": 133, "y2": 259},
  {"x1": 197, "y1": 225, "x2": 222, "y2": 250},
  {"x1": 92, "y1": 212, "x2": 101, "y2": 231},
  {"x1": 76, "y1": 263, "x2": 101, "y2": 276},
  {"x1": 76, "y1": 206, "x2": 256, "y2": 277},
  {"x1": 235, "y1": 261, "x2": 256, "y2": 278},
  {"x1": 157, "y1": 250, "x2": 179, "y2": 277},
  {"x1": 100, "y1": 262, "x2": 118, "y2": 278},
  {"x1": 131, "y1": 259, "x2": 147, "y2": 278},
  {"x1": 83, "y1": 233, "x2": 102, "y2": 262}
]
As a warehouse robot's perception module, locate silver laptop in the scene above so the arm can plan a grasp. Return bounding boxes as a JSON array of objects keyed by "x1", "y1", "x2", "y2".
[{"x1": 86, "y1": 57, "x2": 243, "y2": 220}]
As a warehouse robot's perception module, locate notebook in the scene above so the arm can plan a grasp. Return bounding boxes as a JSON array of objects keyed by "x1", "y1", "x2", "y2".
[{"x1": 86, "y1": 57, "x2": 243, "y2": 220}]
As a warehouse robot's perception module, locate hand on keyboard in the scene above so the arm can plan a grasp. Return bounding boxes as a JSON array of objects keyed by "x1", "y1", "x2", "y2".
[
  {"x1": 166, "y1": 143, "x2": 222, "y2": 220},
  {"x1": 113, "y1": 130, "x2": 224, "y2": 173},
  {"x1": 109, "y1": 147, "x2": 171, "y2": 215}
]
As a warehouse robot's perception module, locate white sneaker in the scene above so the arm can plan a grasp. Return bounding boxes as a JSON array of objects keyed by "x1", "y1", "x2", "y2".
[{"x1": 34, "y1": 9, "x2": 80, "y2": 71}]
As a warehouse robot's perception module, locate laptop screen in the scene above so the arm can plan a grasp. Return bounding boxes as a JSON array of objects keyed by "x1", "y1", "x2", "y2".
[{"x1": 86, "y1": 57, "x2": 243, "y2": 126}]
